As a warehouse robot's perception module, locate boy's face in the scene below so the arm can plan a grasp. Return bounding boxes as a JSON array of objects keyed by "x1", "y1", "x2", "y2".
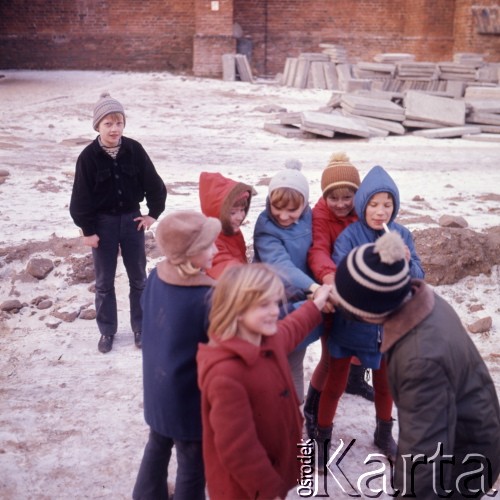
[
  {"x1": 229, "y1": 205, "x2": 246, "y2": 233},
  {"x1": 325, "y1": 188, "x2": 355, "y2": 218},
  {"x1": 365, "y1": 192, "x2": 394, "y2": 230},
  {"x1": 97, "y1": 114, "x2": 125, "y2": 147},
  {"x1": 270, "y1": 200, "x2": 304, "y2": 228}
]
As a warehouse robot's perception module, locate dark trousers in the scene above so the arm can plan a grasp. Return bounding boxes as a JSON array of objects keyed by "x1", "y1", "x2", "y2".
[
  {"x1": 92, "y1": 211, "x2": 146, "y2": 336},
  {"x1": 132, "y1": 429, "x2": 205, "y2": 500}
]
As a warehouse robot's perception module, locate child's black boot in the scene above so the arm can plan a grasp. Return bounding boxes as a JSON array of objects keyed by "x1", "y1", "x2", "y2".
[
  {"x1": 303, "y1": 383, "x2": 321, "y2": 439},
  {"x1": 345, "y1": 364, "x2": 375, "y2": 402},
  {"x1": 315, "y1": 424, "x2": 333, "y2": 474},
  {"x1": 374, "y1": 417, "x2": 397, "y2": 462}
]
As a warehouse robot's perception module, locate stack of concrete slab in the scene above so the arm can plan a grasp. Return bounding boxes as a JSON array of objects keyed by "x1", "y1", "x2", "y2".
[
  {"x1": 222, "y1": 54, "x2": 254, "y2": 83},
  {"x1": 438, "y1": 62, "x2": 478, "y2": 81},
  {"x1": 352, "y1": 62, "x2": 396, "y2": 80},
  {"x1": 454, "y1": 53, "x2": 485, "y2": 65},
  {"x1": 464, "y1": 86, "x2": 500, "y2": 133},
  {"x1": 318, "y1": 44, "x2": 349, "y2": 63},
  {"x1": 268, "y1": 50, "x2": 500, "y2": 142},
  {"x1": 340, "y1": 93, "x2": 405, "y2": 121},
  {"x1": 396, "y1": 62, "x2": 439, "y2": 80},
  {"x1": 373, "y1": 53, "x2": 415, "y2": 63},
  {"x1": 282, "y1": 53, "x2": 338, "y2": 89}
]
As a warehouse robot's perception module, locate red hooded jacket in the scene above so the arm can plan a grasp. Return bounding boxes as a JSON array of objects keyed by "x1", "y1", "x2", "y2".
[{"x1": 199, "y1": 172, "x2": 253, "y2": 279}]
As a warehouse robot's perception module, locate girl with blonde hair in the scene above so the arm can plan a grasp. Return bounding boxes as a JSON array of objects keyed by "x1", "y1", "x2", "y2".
[{"x1": 197, "y1": 263, "x2": 332, "y2": 500}]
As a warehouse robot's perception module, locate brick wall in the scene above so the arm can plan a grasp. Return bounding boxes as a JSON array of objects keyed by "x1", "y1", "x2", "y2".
[
  {"x1": 0, "y1": 0, "x2": 195, "y2": 71},
  {"x1": 1, "y1": 0, "x2": 498, "y2": 77},
  {"x1": 454, "y1": 0, "x2": 500, "y2": 59}
]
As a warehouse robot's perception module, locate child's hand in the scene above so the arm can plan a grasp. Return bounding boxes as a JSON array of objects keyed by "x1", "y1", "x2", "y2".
[
  {"x1": 83, "y1": 234, "x2": 99, "y2": 248},
  {"x1": 312, "y1": 284, "x2": 334, "y2": 312},
  {"x1": 134, "y1": 214, "x2": 156, "y2": 231}
]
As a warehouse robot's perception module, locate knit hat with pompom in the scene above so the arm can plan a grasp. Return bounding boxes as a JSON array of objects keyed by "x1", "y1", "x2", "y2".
[
  {"x1": 335, "y1": 231, "x2": 411, "y2": 319},
  {"x1": 268, "y1": 158, "x2": 309, "y2": 205},
  {"x1": 93, "y1": 92, "x2": 126, "y2": 131},
  {"x1": 321, "y1": 152, "x2": 361, "y2": 198}
]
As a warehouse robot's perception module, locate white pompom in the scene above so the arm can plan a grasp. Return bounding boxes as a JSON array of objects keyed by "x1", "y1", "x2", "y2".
[
  {"x1": 374, "y1": 231, "x2": 406, "y2": 264},
  {"x1": 284, "y1": 158, "x2": 303, "y2": 171}
]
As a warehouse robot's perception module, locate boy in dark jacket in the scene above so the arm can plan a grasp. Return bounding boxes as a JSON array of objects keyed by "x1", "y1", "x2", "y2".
[
  {"x1": 333, "y1": 231, "x2": 500, "y2": 499},
  {"x1": 69, "y1": 92, "x2": 167, "y2": 353}
]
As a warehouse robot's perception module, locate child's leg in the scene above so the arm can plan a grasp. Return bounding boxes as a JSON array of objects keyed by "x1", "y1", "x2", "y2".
[
  {"x1": 310, "y1": 332, "x2": 330, "y2": 391},
  {"x1": 93, "y1": 214, "x2": 120, "y2": 337},
  {"x1": 372, "y1": 358, "x2": 393, "y2": 421},
  {"x1": 372, "y1": 357, "x2": 397, "y2": 460},
  {"x1": 120, "y1": 211, "x2": 147, "y2": 335},
  {"x1": 287, "y1": 347, "x2": 307, "y2": 402},
  {"x1": 174, "y1": 439, "x2": 205, "y2": 500},
  {"x1": 304, "y1": 335, "x2": 330, "y2": 438},
  {"x1": 317, "y1": 356, "x2": 352, "y2": 428},
  {"x1": 132, "y1": 429, "x2": 173, "y2": 500}
]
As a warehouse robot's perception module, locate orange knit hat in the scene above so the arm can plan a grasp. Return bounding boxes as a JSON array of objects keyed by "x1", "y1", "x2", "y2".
[{"x1": 321, "y1": 152, "x2": 361, "y2": 198}]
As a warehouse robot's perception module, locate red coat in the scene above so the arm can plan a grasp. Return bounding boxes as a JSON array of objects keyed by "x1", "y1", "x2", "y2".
[
  {"x1": 196, "y1": 301, "x2": 322, "y2": 499},
  {"x1": 307, "y1": 196, "x2": 358, "y2": 283},
  {"x1": 199, "y1": 171, "x2": 253, "y2": 279}
]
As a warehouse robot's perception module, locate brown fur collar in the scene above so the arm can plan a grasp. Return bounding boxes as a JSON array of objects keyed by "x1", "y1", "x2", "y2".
[
  {"x1": 380, "y1": 280, "x2": 435, "y2": 353},
  {"x1": 156, "y1": 259, "x2": 216, "y2": 287}
]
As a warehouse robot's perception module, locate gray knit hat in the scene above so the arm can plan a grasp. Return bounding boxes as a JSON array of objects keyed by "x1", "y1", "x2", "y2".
[
  {"x1": 93, "y1": 92, "x2": 126, "y2": 131},
  {"x1": 268, "y1": 159, "x2": 309, "y2": 205}
]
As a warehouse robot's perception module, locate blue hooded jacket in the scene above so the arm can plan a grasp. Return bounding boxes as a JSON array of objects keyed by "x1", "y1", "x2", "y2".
[{"x1": 329, "y1": 165, "x2": 425, "y2": 367}]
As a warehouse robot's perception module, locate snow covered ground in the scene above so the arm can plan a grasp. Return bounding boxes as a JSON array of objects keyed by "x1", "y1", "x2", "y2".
[{"x1": 0, "y1": 70, "x2": 499, "y2": 498}]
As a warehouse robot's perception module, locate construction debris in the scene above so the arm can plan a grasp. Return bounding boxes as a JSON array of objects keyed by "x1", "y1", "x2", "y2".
[{"x1": 261, "y1": 49, "x2": 500, "y2": 141}]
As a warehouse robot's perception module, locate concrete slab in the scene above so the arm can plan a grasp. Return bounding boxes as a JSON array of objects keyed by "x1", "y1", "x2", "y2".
[
  {"x1": 412, "y1": 125, "x2": 482, "y2": 138},
  {"x1": 467, "y1": 111, "x2": 500, "y2": 126},
  {"x1": 403, "y1": 119, "x2": 443, "y2": 129},
  {"x1": 342, "y1": 111, "x2": 406, "y2": 134},
  {"x1": 465, "y1": 86, "x2": 500, "y2": 99},
  {"x1": 279, "y1": 112, "x2": 302, "y2": 125},
  {"x1": 301, "y1": 110, "x2": 371, "y2": 137},
  {"x1": 404, "y1": 90, "x2": 466, "y2": 126},
  {"x1": 235, "y1": 55, "x2": 253, "y2": 83},
  {"x1": 462, "y1": 133, "x2": 500, "y2": 142},
  {"x1": 222, "y1": 54, "x2": 236, "y2": 81},
  {"x1": 465, "y1": 99, "x2": 500, "y2": 113},
  {"x1": 341, "y1": 94, "x2": 405, "y2": 121},
  {"x1": 310, "y1": 61, "x2": 326, "y2": 89},
  {"x1": 324, "y1": 62, "x2": 339, "y2": 90},
  {"x1": 263, "y1": 122, "x2": 314, "y2": 139},
  {"x1": 300, "y1": 125, "x2": 335, "y2": 137}
]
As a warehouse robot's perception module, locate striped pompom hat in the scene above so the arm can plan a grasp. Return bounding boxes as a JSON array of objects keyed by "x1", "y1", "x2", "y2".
[{"x1": 334, "y1": 231, "x2": 411, "y2": 319}]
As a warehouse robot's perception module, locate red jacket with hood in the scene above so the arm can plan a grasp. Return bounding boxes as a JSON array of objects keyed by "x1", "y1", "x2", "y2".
[
  {"x1": 197, "y1": 301, "x2": 322, "y2": 499},
  {"x1": 307, "y1": 196, "x2": 358, "y2": 283},
  {"x1": 199, "y1": 172, "x2": 253, "y2": 279}
]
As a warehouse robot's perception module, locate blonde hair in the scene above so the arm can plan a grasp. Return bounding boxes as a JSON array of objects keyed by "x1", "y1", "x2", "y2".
[
  {"x1": 269, "y1": 187, "x2": 304, "y2": 210},
  {"x1": 208, "y1": 264, "x2": 285, "y2": 341}
]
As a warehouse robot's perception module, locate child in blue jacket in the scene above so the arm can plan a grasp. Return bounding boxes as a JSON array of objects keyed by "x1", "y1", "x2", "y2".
[
  {"x1": 316, "y1": 165, "x2": 425, "y2": 468},
  {"x1": 253, "y1": 160, "x2": 330, "y2": 402},
  {"x1": 132, "y1": 210, "x2": 220, "y2": 500}
]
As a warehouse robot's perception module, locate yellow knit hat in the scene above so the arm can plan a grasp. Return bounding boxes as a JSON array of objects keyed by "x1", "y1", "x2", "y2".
[{"x1": 321, "y1": 152, "x2": 361, "y2": 198}]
